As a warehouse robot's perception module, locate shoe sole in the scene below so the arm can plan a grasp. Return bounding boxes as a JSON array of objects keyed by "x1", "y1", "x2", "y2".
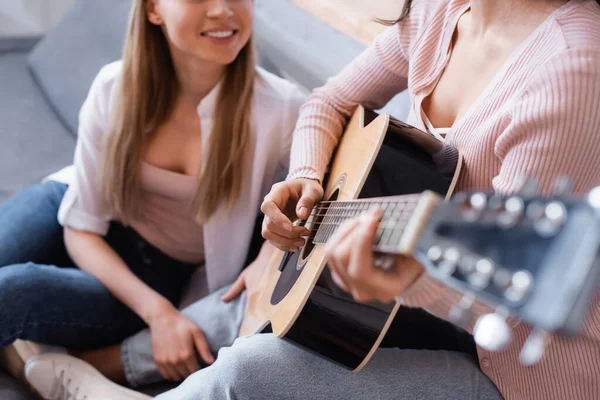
[{"x1": 25, "y1": 353, "x2": 151, "y2": 400}]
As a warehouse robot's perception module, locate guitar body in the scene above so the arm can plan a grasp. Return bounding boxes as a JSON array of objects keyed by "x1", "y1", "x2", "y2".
[{"x1": 241, "y1": 106, "x2": 462, "y2": 371}]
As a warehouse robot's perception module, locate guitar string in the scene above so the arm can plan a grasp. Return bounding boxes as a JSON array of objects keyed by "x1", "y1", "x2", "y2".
[
  {"x1": 300, "y1": 203, "x2": 415, "y2": 238},
  {"x1": 303, "y1": 203, "x2": 418, "y2": 217}
]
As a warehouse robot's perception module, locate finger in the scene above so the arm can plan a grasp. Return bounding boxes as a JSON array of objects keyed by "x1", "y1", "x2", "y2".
[
  {"x1": 343, "y1": 211, "x2": 382, "y2": 301},
  {"x1": 264, "y1": 217, "x2": 308, "y2": 240},
  {"x1": 325, "y1": 217, "x2": 361, "y2": 277},
  {"x1": 262, "y1": 232, "x2": 302, "y2": 252},
  {"x1": 261, "y1": 185, "x2": 294, "y2": 231},
  {"x1": 326, "y1": 220, "x2": 360, "y2": 293},
  {"x1": 156, "y1": 364, "x2": 172, "y2": 381},
  {"x1": 350, "y1": 220, "x2": 422, "y2": 303},
  {"x1": 347, "y1": 210, "x2": 381, "y2": 281},
  {"x1": 370, "y1": 256, "x2": 424, "y2": 302},
  {"x1": 193, "y1": 329, "x2": 215, "y2": 365},
  {"x1": 183, "y1": 346, "x2": 201, "y2": 376},
  {"x1": 326, "y1": 211, "x2": 380, "y2": 301},
  {"x1": 154, "y1": 347, "x2": 179, "y2": 381},
  {"x1": 221, "y1": 274, "x2": 246, "y2": 303},
  {"x1": 329, "y1": 269, "x2": 349, "y2": 292},
  {"x1": 296, "y1": 184, "x2": 323, "y2": 220},
  {"x1": 262, "y1": 223, "x2": 305, "y2": 252},
  {"x1": 273, "y1": 242, "x2": 299, "y2": 253},
  {"x1": 163, "y1": 364, "x2": 183, "y2": 381},
  {"x1": 173, "y1": 362, "x2": 189, "y2": 381},
  {"x1": 329, "y1": 246, "x2": 357, "y2": 295},
  {"x1": 324, "y1": 217, "x2": 361, "y2": 256}
]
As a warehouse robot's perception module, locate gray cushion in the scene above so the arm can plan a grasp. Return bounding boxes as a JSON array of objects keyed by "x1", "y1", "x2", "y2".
[
  {"x1": 254, "y1": 0, "x2": 411, "y2": 120},
  {"x1": 0, "y1": 370, "x2": 35, "y2": 400},
  {"x1": 27, "y1": 0, "x2": 130, "y2": 136},
  {"x1": 255, "y1": 0, "x2": 365, "y2": 91},
  {"x1": 0, "y1": 37, "x2": 41, "y2": 55},
  {"x1": 0, "y1": 52, "x2": 75, "y2": 204}
]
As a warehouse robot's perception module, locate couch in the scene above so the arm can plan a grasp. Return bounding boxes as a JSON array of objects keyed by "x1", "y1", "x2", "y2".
[{"x1": 0, "y1": 0, "x2": 411, "y2": 398}]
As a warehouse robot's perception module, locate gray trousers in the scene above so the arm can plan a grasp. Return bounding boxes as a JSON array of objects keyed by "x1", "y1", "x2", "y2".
[
  {"x1": 121, "y1": 286, "x2": 246, "y2": 388},
  {"x1": 124, "y1": 288, "x2": 502, "y2": 400}
]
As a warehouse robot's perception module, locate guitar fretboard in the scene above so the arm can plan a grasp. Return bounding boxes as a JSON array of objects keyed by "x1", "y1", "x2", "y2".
[{"x1": 308, "y1": 194, "x2": 423, "y2": 251}]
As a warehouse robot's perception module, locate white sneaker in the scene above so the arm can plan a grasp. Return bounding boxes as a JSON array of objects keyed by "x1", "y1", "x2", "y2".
[{"x1": 24, "y1": 353, "x2": 151, "y2": 400}]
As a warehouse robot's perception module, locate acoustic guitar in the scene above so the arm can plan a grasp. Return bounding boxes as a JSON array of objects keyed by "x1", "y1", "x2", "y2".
[{"x1": 240, "y1": 105, "x2": 600, "y2": 371}]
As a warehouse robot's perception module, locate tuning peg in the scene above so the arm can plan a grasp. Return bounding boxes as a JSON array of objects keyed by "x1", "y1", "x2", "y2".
[
  {"x1": 452, "y1": 192, "x2": 468, "y2": 205},
  {"x1": 552, "y1": 177, "x2": 574, "y2": 196},
  {"x1": 439, "y1": 248, "x2": 460, "y2": 276},
  {"x1": 526, "y1": 201, "x2": 545, "y2": 220},
  {"x1": 427, "y1": 246, "x2": 460, "y2": 276},
  {"x1": 504, "y1": 270, "x2": 534, "y2": 303},
  {"x1": 534, "y1": 201, "x2": 567, "y2": 237},
  {"x1": 473, "y1": 312, "x2": 512, "y2": 352},
  {"x1": 487, "y1": 195, "x2": 504, "y2": 212},
  {"x1": 469, "y1": 193, "x2": 487, "y2": 210},
  {"x1": 468, "y1": 258, "x2": 495, "y2": 289},
  {"x1": 497, "y1": 196, "x2": 524, "y2": 228},
  {"x1": 427, "y1": 246, "x2": 444, "y2": 263},
  {"x1": 519, "y1": 329, "x2": 549, "y2": 366},
  {"x1": 449, "y1": 293, "x2": 475, "y2": 328},
  {"x1": 461, "y1": 193, "x2": 487, "y2": 222},
  {"x1": 492, "y1": 268, "x2": 513, "y2": 290},
  {"x1": 505, "y1": 197, "x2": 525, "y2": 215},
  {"x1": 514, "y1": 176, "x2": 540, "y2": 198},
  {"x1": 458, "y1": 254, "x2": 477, "y2": 275}
]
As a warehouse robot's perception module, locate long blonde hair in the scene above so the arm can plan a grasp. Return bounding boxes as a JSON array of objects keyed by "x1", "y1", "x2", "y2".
[{"x1": 102, "y1": 0, "x2": 255, "y2": 225}]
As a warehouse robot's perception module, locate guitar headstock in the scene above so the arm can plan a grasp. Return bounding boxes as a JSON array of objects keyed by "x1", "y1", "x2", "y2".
[{"x1": 414, "y1": 179, "x2": 600, "y2": 362}]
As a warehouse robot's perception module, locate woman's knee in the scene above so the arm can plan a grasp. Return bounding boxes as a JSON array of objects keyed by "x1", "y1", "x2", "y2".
[
  {"x1": 0, "y1": 263, "x2": 65, "y2": 314},
  {"x1": 0, "y1": 264, "x2": 42, "y2": 339},
  {"x1": 0, "y1": 263, "x2": 42, "y2": 302},
  {"x1": 0, "y1": 181, "x2": 68, "y2": 266},
  {"x1": 218, "y1": 334, "x2": 296, "y2": 380}
]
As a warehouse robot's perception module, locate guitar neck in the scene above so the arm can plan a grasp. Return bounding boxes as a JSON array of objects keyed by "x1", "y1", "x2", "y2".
[{"x1": 308, "y1": 191, "x2": 442, "y2": 254}]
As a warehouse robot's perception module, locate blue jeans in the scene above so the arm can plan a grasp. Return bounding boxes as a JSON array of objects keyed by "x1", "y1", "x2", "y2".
[{"x1": 0, "y1": 181, "x2": 196, "y2": 349}]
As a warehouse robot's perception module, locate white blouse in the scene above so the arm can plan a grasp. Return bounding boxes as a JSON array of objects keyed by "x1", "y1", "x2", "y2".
[{"x1": 55, "y1": 61, "x2": 306, "y2": 301}]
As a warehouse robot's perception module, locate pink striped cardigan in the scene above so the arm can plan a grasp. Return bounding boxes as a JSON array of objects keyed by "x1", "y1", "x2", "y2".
[{"x1": 287, "y1": 0, "x2": 600, "y2": 398}]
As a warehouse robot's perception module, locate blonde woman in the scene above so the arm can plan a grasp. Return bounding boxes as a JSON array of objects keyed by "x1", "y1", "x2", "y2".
[{"x1": 0, "y1": 0, "x2": 303, "y2": 394}]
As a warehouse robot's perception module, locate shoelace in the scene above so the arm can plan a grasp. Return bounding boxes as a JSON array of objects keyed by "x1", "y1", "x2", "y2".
[{"x1": 57, "y1": 368, "x2": 89, "y2": 400}]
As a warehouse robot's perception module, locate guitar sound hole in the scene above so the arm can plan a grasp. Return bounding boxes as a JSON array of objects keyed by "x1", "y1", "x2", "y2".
[{"x1": 300, "y1": 188, "x2": 340, "y2": 265}]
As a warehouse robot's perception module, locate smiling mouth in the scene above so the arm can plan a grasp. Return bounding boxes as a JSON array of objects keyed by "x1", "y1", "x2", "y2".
[{"x1": 201, "y1": 30, "x2": 238, "y2": 39}]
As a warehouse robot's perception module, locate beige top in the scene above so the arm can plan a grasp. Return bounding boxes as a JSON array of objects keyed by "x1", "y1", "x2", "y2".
[{"x1": 131, "y1": 162, "x2": 204, "y2": 263}]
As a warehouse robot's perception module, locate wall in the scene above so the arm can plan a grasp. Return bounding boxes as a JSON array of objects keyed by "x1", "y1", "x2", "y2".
[
  {"x1": 289, "y1": 0, "x2": 405, "y2": 45},
  {"x1": 0, "y1": 0, "x2": 74, "y2": 38}
]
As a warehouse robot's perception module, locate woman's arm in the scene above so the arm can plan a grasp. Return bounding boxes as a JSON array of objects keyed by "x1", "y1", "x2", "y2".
[
  {"x1": 261, "y1": 4, "x2": 438, "y2": 250},
  {"x1": 64, "y1": 228, "x2": 173, "y2": 323},
  {"x1": 287, "y1": 24, "x2": 411, "y2": 182},
  {"x1": 286, "y1": 0, "x2": 442, "y2": 182},
  {"x1": 261, "y1": 23, "x2": 421, "y2": 250},
  {"x1": 58, "y1": 63, "x2": 178, "y2": 323}
]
